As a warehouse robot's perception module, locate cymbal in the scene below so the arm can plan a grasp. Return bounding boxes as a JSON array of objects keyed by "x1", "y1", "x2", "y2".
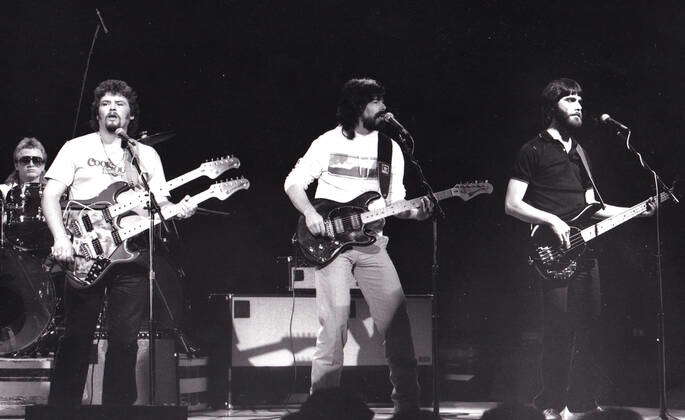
[{"x1": 138, "y1": 131, "x2": 175, "y2": 146}]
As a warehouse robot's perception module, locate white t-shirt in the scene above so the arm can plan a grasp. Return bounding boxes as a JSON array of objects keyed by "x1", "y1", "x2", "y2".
[
  {"x1": 0, "y1": 183, "x2": 14, "y2": 200},
  {"x1": 45, "y1": 132, "x2": 169, "y2": 200},
  {"x1": 283, "y1": 126, "x2": 406, "y2": 210}
]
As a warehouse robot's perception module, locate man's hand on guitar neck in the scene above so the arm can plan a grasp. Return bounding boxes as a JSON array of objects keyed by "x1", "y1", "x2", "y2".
[
  {"x1": 395, "y1": 196, "x2": 435, "y2": 221},
  {"x1": 642, "y1": 199, "x2": 656, "y2": 217},
  {"x1": 173, "y1": 195, "x2": 197, "y2": 219}
]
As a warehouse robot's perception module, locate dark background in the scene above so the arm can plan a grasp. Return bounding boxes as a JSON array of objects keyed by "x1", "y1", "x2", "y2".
[{"x1": 2, "y1": 0, "x2": 684, "y2": 407}]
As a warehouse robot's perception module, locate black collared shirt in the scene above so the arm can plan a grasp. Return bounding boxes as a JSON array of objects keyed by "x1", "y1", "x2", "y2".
[{"x1": 510, "y1": 131, "x2": 593, "y2": 221}]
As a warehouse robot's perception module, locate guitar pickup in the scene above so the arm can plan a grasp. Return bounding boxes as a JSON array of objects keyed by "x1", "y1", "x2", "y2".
[
  {"x1": 102, "y1": 207, "x2": 113, "y2": 224},
  {"x1": 350, "y1": 214, "x2": 361, "y2": 230},
  {"x1": 333, "y1": 218, "x2": 344, "y2": 234},
  {"x1": 79, "y1": 243, "x2": 92, "y2": 259},
  {"x1": 82, "y1": 215, "x2": 94, "y2": 232},
  {"x1": 111, "y1": 230, "x2": 122, "y2": 246},
  {"x1": 69, "y1": 220, "x2": 83, "y2": 237},
  {"x1": 92, "y1": 238, "x2": 103, "y2": 256}
]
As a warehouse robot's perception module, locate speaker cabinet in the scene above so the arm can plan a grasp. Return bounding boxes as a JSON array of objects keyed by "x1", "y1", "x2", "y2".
[{"x1": 208, "y1": 293, "x2": 433, "y2": 407}]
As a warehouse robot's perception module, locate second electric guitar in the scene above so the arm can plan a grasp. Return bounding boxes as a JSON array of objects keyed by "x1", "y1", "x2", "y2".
[{"x1": 296, "y1": 181, "x2": 493, "y2": 266}]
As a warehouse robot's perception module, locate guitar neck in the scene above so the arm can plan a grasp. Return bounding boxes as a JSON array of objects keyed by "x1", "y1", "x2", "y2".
[
  {"x1": 165, "y1": 166, "x2": 205, "y2": 191},
  {"x1": 117, "y1": 190, "x2": 211, "y2": 241},
  {"x1": 108, "y1": 167, "x2": 205, "y2": 217},
  {"x1": 360, "y1": 188, "x2": 453, "y2": 223},
  {"x1": 580, "y1": 191, "x2": 669, "y2": 242}
]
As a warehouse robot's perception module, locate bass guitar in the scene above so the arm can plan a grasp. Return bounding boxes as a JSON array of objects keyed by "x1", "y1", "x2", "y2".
[
  {"x1": 529, "y1": 189, "x2": 674, "y2": 281},
  {"x1": 296, "y1": 181, "x2": 493, "y2": 266},
  {"x1": 63, "y1": 177, "x2": 250, "y2": 288}
]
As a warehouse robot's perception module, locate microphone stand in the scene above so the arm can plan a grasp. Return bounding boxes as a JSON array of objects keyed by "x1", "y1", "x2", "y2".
[
  {"x1": 1, "y1": 193, "x2": 5, "y2": 250},
  {"x1": 393, "y1": 127, "x2": 446, "y2": 416},
  {"x1": 616, "y1": 128, "x2": 679, "y2": 420},
  {"x1": 121, "y1": 137, "x2": 170, "y2": 405}
]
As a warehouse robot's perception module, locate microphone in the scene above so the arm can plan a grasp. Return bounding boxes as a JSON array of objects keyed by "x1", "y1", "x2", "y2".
[
  {"x1": 600, "y1": 114, "x2": 629, "y2": 131},
  {"x1": 95, "y1": 9, "x2": 110, "y2": 34},
  {"x1": 377, "y1": 112, "x2": 410, "y2": 136},
  {"x1": 115, "y1": 128, "x2": 137, "y2": 149}
]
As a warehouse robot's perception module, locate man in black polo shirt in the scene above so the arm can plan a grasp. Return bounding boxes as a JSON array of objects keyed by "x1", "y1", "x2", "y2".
[{"x1": 504, "y1": 78, "x2": 652, "y2": 420}]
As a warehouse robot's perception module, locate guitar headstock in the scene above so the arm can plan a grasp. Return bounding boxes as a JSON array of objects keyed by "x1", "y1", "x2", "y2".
[
  {"x1": 209, "y1": 177, "x2": 251, "y2": 201},
  {"x1": 199, "y1": 156, "x2": 241, "y2": 179},
  {"x1": 450, "y1": 181, "x2": 494, "y2": 201}
]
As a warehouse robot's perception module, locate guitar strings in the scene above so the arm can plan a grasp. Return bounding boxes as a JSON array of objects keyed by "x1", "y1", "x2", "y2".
[{"x1": 321, "y1": 202, "x2": 417, "y2": 232}]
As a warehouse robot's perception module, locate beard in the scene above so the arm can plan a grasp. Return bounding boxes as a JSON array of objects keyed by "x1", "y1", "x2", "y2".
[
  {"x1": 361, "y1": 113, "x2": 379, "y2": 131},
  {"x1": 553, "y1": 108, "x2": 582, "y2": 131}
]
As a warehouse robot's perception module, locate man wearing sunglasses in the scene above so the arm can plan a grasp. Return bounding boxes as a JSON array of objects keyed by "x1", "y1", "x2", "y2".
[{"x1": 0, "y1": 137, "x2": 48, "y2": 198}]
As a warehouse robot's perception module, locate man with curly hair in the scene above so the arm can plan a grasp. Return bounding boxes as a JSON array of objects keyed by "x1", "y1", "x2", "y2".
[
  {"x1": 284, "y1": 78, "x2": 433, "y2": 415},
  {"x1": 43, "y1": 79, "x2": 196, "y2": 405}
]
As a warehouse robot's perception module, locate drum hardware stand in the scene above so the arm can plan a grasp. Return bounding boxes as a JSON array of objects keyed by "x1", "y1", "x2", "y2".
[
  {"x1": 389, "y1": 122, "x2": 446, "y2": 416},
  {"x1": 614, "y1": 126, "x2": 679, "y2": 420}
]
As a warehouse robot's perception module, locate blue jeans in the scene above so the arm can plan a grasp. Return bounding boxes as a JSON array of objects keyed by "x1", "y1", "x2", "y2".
[{"x1": 311, "y1": 235, "x2": 420, "y2": 412}]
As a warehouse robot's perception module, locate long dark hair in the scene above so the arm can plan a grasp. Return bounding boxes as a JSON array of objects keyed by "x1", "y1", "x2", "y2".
[
  {"x1": 90, "y1": 79, "x2": 140, "y2": 135},
  {"x1": 540, "y1": 78, "x2": 582, "y2": 127},
  {"x1": 336, "y1": 78, "x2": 385, "y2": 139}
]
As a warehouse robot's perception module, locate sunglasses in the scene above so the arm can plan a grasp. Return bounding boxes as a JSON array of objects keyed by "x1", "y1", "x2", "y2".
[{"x1": 16, "y1": 156, "x2": 45, "y2": 165}]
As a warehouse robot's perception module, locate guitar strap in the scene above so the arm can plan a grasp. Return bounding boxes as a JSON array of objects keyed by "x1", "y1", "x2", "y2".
[
  {"x1": 575, "y1": 144, "x2": 606, "y2": 209},
  {"x1": 377, "y1": 132, "x2": 393, "y2": 199}
]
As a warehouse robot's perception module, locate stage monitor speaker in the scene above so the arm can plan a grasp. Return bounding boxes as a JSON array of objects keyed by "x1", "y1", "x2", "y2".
[{"x1": 25, "y1": 405, "x2": 187, "y2": 420}]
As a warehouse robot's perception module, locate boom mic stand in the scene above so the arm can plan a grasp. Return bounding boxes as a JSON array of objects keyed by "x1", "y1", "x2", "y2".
[
  {"x1": 613, "y1": 126, "x2": 679, "y2": 420},
  {"x1": 391, "y1": 125, "x2": 446, "y2": 417}
]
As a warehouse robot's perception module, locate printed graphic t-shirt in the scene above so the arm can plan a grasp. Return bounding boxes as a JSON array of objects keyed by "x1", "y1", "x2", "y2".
[
  {"x1": 283, "y1": 126, "x2": 406, "y2": 211},
  {"x1": 45, "y1": 132, "x2": 169, "y2": 200}
]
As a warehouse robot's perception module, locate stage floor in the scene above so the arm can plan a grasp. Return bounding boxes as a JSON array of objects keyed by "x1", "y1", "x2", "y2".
[
  {"x1": 190, "y1": 403, "x2": 685, "y2": 420},
  {"x1": 4, "y1": 402, "x2": 684, "y2": 419}
]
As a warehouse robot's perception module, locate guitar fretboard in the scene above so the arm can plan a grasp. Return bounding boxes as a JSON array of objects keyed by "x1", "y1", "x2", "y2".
[
  {"x1": 107, "y1": 168, "x2": 205, "y2": 217},
  {"x1": 360, "y1": 188, "x2": 455, "y2": 223},
  {"x1": 580, "y1": 191, "x2": 670, "y2": 242},
  {"x1": 117, "y1": 189, "x2": 214, "y2": 241}
]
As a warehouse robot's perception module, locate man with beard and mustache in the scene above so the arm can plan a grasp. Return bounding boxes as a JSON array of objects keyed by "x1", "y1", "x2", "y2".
[
  {"x1": 42, "y1": 79, "x2": 196, "y2": 406},
  {"x1": 504, "y1": 78, "x2": 653, "y2": 420},
  {"x1": 284, "y1": 78, "x2": 432, "y2": 415}
]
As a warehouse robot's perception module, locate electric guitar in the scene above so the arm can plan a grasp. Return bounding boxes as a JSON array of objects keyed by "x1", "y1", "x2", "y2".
[
  {"x1": 529, "y1": 189, "x2": 675, "y2": 281},
  {"x1": 63, "y1": 177, "x2": 250, "y2": 289},
  {"x1": 295, "y1": 181, "x2": 493, "y2": 266}
]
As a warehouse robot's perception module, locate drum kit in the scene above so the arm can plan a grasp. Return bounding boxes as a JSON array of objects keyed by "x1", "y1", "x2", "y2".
[{"x1": 0, "y1": 131, "x2": 189, "y2": 357}]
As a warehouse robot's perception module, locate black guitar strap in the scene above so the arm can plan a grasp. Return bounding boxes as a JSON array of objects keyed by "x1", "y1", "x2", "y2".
[
  {"x1": 377, "y1": 132, "x2": 392, "y2": 199},
  {"x1": 575, "y1": 144, "x2": 606, "y2": 209}
]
